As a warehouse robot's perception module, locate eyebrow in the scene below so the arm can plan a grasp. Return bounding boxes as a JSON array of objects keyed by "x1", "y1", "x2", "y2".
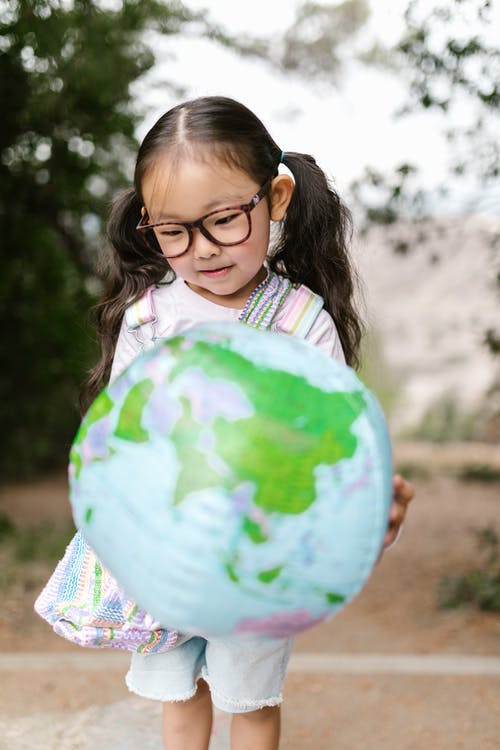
[{"x1": 155, "y1": 193, "x2": 250, "y2": 222}]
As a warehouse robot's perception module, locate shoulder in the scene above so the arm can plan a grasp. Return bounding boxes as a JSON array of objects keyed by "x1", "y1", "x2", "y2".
[
  {"x1": 109, "y1": 280, "x2": 178, "y2": 383},
  {"x1": 305, "y1": 309, "x2": 346, "y2": 363},
  {"x1": 126, "y1": 278, "x2": 191, "y2": 338},
  {"x1": 273, "y1": 279, "x2": 346, "y2": 363}
]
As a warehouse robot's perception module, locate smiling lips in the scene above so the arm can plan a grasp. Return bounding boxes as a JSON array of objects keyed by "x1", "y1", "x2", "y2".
[{"x1": 198, "y1": 265, "x2": 233, "y2": 277}]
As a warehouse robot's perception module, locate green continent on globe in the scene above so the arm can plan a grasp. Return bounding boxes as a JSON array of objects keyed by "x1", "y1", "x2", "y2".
[
  {"x1": 169, "y1": 340, "x2": 366, "y2": 515},
  {"x1": 170, "y1": 396, "x2": 225, "y2": 505},
  {"x1": 71, "y1": 391, "x2": 115, "y2": 479},
  {"x1": 114, "y1": 378, "x2": 154, "y2": 443},
  {"x1": 242, "y1": 516, "x2": 268, "y2": 543},
  {"x1": 257, "y1": 566, "x2": 284, "y2": 583}
]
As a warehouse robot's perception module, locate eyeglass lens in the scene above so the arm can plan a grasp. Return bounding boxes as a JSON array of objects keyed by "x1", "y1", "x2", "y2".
[{"x1": 153, "y1": 208, "x2": 250, "y2": 258}]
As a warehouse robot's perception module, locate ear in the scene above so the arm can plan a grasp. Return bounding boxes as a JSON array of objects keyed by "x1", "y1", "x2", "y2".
[{"x1": 269, "y1": 174, "x2": 294, "y2": 221}]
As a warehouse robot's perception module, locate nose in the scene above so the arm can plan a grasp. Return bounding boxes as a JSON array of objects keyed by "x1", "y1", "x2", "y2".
[{"x1": 191, "y1": 227, "x2": 221, "y2": 259}]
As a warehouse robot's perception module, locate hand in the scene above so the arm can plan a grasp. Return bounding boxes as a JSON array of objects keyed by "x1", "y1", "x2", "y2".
[{"x1": 381, "y1": 474, "x2": 415, "y2": 552}]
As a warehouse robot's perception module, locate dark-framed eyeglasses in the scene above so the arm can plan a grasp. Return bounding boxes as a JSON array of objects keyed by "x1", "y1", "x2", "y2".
[{"x1": 136, "y1": 178, "x2": 272, "y2": 259}]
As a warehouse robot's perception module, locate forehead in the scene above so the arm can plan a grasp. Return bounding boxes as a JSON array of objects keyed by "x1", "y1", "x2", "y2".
[{"x1": 141, "y1": 155, "x2": 258, "y2": 220}]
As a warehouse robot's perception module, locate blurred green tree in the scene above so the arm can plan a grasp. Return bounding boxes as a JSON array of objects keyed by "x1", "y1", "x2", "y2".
[
  {"x1": 350, "y1": 0, "x2": 500, "y2": 226},
  {"x1": 0, "y1": 0, "x2": 230, "y2": 480},
  {"x1": 278, "y1": 0, "x2": 370, "y2": 79},
  {"x1": 287, "y1": 1, "x2": 499, "y2": 358},
  {"x1": 350, "y1": 0, "x2": 500, "y2": 364},
  {"x1": 283, "y1": 2, "x2": 499, "y2": 228}
]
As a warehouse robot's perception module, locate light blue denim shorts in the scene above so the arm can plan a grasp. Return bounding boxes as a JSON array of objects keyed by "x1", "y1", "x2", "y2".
[{"x1": 126, "y1": 634, "x2": 293, "y2": 713}]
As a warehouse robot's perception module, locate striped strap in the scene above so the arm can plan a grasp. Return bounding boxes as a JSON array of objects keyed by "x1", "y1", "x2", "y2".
[
  {"x1": 124, "y1": 277, "x2": 324, "y2": 341},
  {"x1": 125, "y1": 287, "x2": 156, "y2": 330},
  {"x1": 277, "y1": 284, "x2": 324, "y2": 338}
]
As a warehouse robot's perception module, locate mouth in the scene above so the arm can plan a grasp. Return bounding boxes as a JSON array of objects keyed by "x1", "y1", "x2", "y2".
[{"x1": 198, "y1": 265, "x2": 233, "y2": 277}]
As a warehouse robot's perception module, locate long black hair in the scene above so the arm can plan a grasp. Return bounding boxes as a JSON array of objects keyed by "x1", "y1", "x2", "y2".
[{"x1": 81, "y1": 96, "x2": 363, "y2": 411}]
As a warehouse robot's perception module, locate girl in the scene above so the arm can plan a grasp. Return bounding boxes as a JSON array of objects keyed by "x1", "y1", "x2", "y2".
[{"x1": 82, "y1": 95, "x2": 413, "y2": 750}]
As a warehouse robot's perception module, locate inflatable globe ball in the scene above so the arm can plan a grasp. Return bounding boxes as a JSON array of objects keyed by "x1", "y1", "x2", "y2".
[{"x1": 69, "y1": 323, "x2": 393, "y2": 638}]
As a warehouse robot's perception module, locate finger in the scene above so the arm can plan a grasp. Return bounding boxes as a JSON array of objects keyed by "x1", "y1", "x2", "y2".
[
  {"x1": 389, "y1": 505, "x2": 405, "y2": 525},
  {"x1": 392, "y1": 475, "x2": 415, "y2": 507},
  {"x1": 382, "y1": 527, "x2": 399, "y2": 550},
  {"x1": 392, "y1": 477, "x2": 412, "y2": 501},
  {"x1": 383, "y1": 518, "x2": 405, "y2": 549}
]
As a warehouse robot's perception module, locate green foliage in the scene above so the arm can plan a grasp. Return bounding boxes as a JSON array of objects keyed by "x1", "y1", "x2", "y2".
[
  {"x1": 484, "y1": 328, "x2": 500, "y2": 355},
  {"x1": 398, "y1": 1, "x2": 500, "y2": 121},
  {"x1": 393, "y1": 462, "x2": 431, "y2": 480},
  {"x1": 348, "y1": 0, "x2": 500, "y2": 350},
  {"x1": 358, "y1": 329, "x2": 401, "y2": 417},
  {"x1": 405, "y1": 383, "x2": 500, "y2": 444},
  {"x1": 438, "y1": 526, "x2": 500, "y2": 612},
  {"x1": 393, "y1": 0, "x2": 500, "y2": 196},
  {"x1": 404, "y1": 391, "x2": 479, "y2": 443},
  {"x1": 0, "y1": 511, "x2": 75, "y2": 562},
  {"x1": 0, "y1": 511, "x2": 75, "y2": 591},
  {"x1": 281, "y1": 0, "x2": 370, "y2": 78},
  {"x1": 0, "y1": 0, "x2": 203, "y2": 480},
  {"x1": 0, "y1": 513, "x2": 16, "y2": 540},
  {"x1": 350, "y1": 164, "x2": 429, "y2": 235},
  {"x1": 457, "y1": 463, "x2": 500, "y2": 483}
]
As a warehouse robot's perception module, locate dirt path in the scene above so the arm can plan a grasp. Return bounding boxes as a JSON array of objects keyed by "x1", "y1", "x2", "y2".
[{"x1": 0, "y1": 450, "x2": 499, "y2": 748}]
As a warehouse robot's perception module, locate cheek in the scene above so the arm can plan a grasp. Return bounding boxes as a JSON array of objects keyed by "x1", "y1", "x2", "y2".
[
  {"x1": 236, "y1": 237, "x2": 269, "y2": 268},
  {"x1": 248, "y1": 217, "x2": 271, "y2": 256},
  {"x1": 166, "y1": 255, "x2": 190, "y2": 276}
]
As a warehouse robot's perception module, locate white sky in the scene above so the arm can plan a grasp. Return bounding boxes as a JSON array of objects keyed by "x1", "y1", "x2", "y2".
[{"x1": 134, "y1": 0, "x2": 498, "y2": 212}]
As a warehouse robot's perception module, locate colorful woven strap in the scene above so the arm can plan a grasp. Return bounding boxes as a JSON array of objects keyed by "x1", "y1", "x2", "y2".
[
  {"x1": 125, "y1": 287, "x2": 156, "y2": 330},
  {"x1": 238, "y1": 271, "x2": 293, "y2": 329},
  {"x1": 124, "y1": 274, "x2": 324, "y2": 340},
  {"x1": 277, "y1": 284, "x2": 324, "y2": 338}
]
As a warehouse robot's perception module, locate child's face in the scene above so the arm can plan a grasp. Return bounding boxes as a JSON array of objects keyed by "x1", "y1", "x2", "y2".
[{"x1": 140, "y1": 156, "x2": 284, "y2": 308}]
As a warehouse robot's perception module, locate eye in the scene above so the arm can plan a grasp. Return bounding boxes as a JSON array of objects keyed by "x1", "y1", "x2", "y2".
[
  {"x1": 158, "y1": 228, "x2": 183, "y2": 238},
  {"x1": 214, "y1": 212, "x2": 240, "y2": 226}
]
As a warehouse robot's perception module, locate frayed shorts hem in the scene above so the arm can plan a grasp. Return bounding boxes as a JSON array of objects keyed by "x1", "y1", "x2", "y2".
[
  {"x1": 125, "y1": 670, "x2": 203, "y2": 703},
  {"x1": 200, "y1": 666, "x2": 283, "y2": 714},
  {"x1": 125, "y1": 635, "x2": 292, "y2": 713},
  {"x1": 126, "y1": 668, "x2": 283, "y2": 714}
]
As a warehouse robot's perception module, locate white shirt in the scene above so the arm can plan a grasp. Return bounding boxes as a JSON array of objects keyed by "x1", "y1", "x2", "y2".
[{"x1": 110, "y1": 276, "x2": 345, "y2": 381}]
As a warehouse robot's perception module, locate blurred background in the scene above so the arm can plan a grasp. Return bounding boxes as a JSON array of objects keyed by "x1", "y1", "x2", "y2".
[
  {"x1": 1, "y1": 3, "x2": 499, "y2": 744},
  {"x1": 2, "y1": 0, "x2": 499, "y2": 483}
]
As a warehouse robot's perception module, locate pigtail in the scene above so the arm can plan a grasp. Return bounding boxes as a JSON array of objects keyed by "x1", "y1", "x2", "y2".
[
  {"x1": 80, "y1": 96, "x2": 364, "y2": 411},
  {"x1": 269, "y1": 152, "x2": 363, "y2": 369},
  {"x1": 79, "y1": 189, "x2": 171, "y2": 413}
]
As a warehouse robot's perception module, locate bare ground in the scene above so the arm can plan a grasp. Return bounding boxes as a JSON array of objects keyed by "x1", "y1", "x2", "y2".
[{"x1": 0, "y1": 443, "x2": 499, "y2": 748}]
